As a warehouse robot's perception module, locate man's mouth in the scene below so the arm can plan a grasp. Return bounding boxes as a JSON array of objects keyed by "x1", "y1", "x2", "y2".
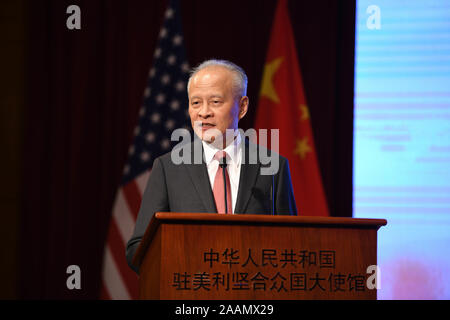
[{"x1": 200, "y1": 123, "x2": 215, "y2": 130}]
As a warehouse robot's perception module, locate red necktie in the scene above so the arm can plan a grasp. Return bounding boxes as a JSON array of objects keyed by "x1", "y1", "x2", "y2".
[{"x1": 213, "y1": 151, "x2": 232, "y2": 214}]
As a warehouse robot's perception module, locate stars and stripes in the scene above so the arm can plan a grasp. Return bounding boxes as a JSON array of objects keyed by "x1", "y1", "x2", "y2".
[{"x1": 100, "y1": 0, "x2": 191, "y2": 300}]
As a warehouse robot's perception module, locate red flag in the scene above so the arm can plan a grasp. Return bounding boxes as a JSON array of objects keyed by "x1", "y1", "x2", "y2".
[{"x1": 254, "y1": 0, "x2": 329, "y2": 216}]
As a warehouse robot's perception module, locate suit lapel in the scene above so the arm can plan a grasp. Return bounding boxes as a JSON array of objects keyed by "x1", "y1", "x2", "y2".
[
  {"x1": 235, "y1": 139, "x2": 260, "y2": 214},
  {"x1": 185, "y1": 140, "x2": 217, "y2": 213}
]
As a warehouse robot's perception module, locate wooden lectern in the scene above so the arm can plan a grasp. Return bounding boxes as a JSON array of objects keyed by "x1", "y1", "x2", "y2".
[{"x1": 132, "y1": 212, "x2": 386, "y2": 300}]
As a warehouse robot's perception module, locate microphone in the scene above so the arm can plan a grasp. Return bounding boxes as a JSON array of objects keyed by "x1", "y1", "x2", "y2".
[{"x1": 219, "y1": 158, "x2": 228, "y2": 214}]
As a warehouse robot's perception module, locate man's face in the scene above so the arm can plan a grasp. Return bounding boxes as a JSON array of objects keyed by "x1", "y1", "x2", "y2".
[{"x1": 188, "y1": 66, "x2": 248, "y2": 147}]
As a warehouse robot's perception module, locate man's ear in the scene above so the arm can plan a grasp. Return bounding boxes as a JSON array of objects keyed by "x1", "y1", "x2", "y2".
[{"x1": 238, "y1": 96, "x2": 249, "y2": 120}]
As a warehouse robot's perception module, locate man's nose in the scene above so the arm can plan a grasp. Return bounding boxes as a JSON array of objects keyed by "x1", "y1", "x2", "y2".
[{"x1": 198, "y1": 103, "x2": 212, "y2": 118}]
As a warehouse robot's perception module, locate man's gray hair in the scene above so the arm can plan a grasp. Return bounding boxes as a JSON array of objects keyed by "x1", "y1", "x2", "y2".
[{"x1": 187, "y1": 59, "x2": 248, "y2": 98}]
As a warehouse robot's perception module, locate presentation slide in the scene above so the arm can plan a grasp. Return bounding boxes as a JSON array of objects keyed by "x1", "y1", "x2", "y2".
[{"x1": 354, "y1": 0, "x2": 450, "y2": 299}]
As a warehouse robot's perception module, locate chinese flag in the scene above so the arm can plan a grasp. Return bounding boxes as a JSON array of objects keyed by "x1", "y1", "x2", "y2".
[{"x1": 254, "y1": 0, "x2": 329, "y2": 216}]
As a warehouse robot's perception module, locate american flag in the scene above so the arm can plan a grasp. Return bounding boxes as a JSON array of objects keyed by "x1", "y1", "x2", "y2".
[{"x1": 100, "y1": 0, "x2": 191, "y2": 300}]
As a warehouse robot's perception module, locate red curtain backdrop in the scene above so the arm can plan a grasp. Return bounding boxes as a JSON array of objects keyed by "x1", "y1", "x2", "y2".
[{"x1": 19, "y1": 0, "x2": 355, "y2": 298}]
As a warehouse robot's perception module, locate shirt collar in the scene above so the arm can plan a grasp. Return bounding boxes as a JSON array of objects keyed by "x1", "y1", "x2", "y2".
[{"x1": 202, "y1": 132, "x2": 242, "y2": 166}]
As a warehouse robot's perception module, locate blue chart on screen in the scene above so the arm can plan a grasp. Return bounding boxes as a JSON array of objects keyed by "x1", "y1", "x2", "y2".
[{"x1": 354, "y1": 0, "x2": 450, "y2": 299}]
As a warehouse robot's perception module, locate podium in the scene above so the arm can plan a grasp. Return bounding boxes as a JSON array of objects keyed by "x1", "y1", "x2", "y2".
[{"x1": 132, "y1": 212, "x2": 386, "y2": 300}]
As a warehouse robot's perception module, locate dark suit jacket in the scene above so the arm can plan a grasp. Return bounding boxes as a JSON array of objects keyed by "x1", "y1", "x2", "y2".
[{"x1": 126, "y1": 138, "x2": 297, "y2": 273}]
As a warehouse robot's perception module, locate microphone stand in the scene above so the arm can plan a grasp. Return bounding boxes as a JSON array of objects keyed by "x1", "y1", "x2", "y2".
[
  {"x1": 219, "y1": 158, "x2": 228, "y2": 214},
  {"x1": 271, "y1": 174, "x2": 275, "y2": 215}
]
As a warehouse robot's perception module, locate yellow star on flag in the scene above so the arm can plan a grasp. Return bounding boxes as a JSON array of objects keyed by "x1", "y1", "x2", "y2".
[
  {"x1": 294, "y1": 136, "x2": 312, "y2": 159},
  {"x1": 260, "y1": 57, "x2": 283, "y2": 104},
  {"x1": 299, "y1": 104, "x2": 310, "y2": 121}
]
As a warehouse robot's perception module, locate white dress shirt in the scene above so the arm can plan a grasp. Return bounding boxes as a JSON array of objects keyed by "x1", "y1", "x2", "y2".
[{"x1": 202, "y1": 133, "x2": 242, "y2": 214}]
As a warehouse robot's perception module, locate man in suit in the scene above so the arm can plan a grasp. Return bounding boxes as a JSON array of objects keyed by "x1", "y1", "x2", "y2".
[{"x1": 126, "y1": 59, "x2": 297, "y2": 273}]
